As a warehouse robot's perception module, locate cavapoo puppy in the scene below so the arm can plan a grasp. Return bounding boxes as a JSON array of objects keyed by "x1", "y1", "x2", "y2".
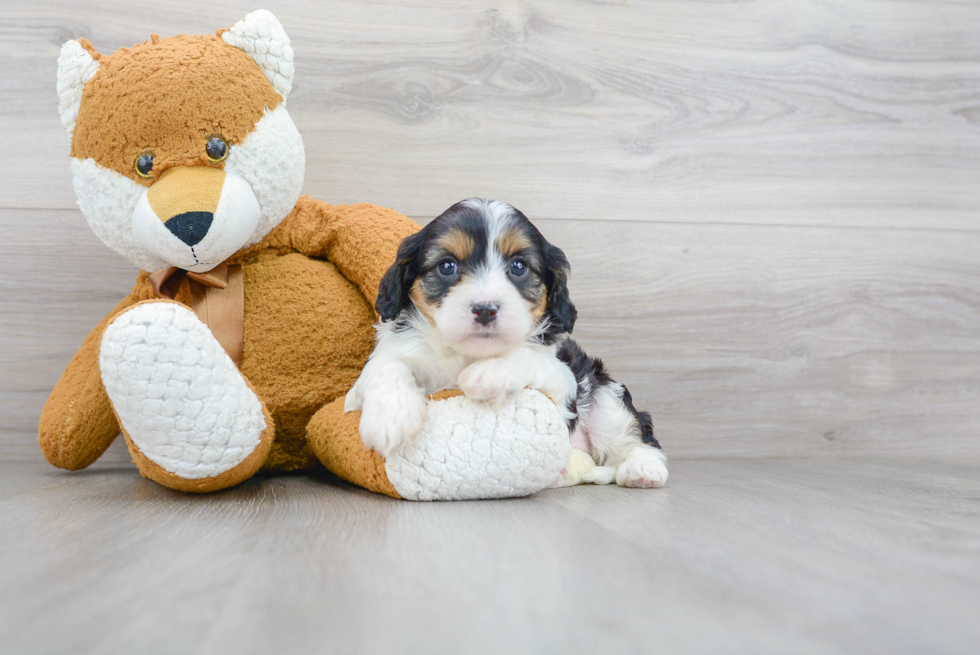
[{"x1": 345, "y1": 198, "x2": 668, "y2": 488}]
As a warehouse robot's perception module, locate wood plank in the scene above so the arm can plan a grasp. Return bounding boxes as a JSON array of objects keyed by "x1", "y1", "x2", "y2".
[
  {"x1": 2, "y1": 208, "x2": 978, "y2": 460},
  {"x1": 1, "y1": 0, "x2": 977, "y2": 228},
  {"x1": 0, "y1": 458, "x2": 977, "y2": 654}
]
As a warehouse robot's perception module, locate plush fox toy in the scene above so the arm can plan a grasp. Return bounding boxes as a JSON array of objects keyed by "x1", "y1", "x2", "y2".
[{"x1": 43, "y1": 10, "x2": 569, "y2": 499}]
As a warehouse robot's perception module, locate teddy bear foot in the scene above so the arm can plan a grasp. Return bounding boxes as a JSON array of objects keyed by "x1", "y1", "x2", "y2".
[{"x1": 99, "y1": 301, "x2": 274, "y2": 492}]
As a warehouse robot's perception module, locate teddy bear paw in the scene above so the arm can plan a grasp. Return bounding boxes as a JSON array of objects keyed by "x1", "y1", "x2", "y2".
[{"x1": 99, "y1": 302, "x2": 267, "y2": 480}]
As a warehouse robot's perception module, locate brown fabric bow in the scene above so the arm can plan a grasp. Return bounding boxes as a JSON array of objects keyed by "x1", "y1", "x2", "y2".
[{"x1": 148, "y1": 263, "x2": 245, "y2": 366}]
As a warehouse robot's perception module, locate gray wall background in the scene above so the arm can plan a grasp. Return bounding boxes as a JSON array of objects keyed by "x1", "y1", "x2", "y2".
[{"x1": 1, "y1": 0, "x2": 978, "y2": 461}]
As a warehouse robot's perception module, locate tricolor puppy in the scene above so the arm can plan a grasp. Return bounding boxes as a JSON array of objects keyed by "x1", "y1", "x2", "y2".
[{"x1": 345, "y1": 198, "x2": 668, "y2": 488}]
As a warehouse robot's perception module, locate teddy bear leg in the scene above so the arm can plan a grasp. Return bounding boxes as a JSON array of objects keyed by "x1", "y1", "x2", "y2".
[{"x1": 99, "y1": 301, "x2": 274, "y2": 492}]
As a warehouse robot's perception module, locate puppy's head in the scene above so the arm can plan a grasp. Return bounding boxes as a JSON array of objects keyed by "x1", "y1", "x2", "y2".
[{"x1": 377, "y1": 198, "x2": 577, "y2": 358}]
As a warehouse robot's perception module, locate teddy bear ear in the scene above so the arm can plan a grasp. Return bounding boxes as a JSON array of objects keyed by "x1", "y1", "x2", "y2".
[
  {"x1": 57, "y1": 40, "x2": 100, "y2": 137},
  {"x1": 221, "y1": 9, "x2": 295, "y2": 98}
]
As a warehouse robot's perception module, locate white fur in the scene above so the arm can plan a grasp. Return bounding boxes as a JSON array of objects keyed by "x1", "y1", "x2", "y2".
[
  {"x1": 71, "y1": 158, "x2": 168, "y2": 272},
  {"x1": 577, "y1": 382, "x2": 669, "y2": 488},
  {"x1": 69, "y1": 105, "x2": 303, "y2": 272},
  {"x1": 132, "y1": 170, "x2": 261, "y2": 272},
  {"x1": 99, "y1": 303, "x2": 266, "y2": 479},
  {"x1": 346, "y1": 311, "x2": 575, "y2": 456},
  {"x1": 222, "y1": 10, "x2": 295, "y2": 98},
  {"x1": 57, "y1": 40, "x2": 99, "y2": 136},
  {"x1": 430, "y1": 265, "x2": 537, "y2": 359},
  {"x1": 349, "y1": 357, "x2": 429, "y2": 457},
  {"x1": 615, "y1": 446, "x2": 669, "y2": 488},
  {"x1": 383, "y1": 389, "x2": 570, "y2": 501},
  {"x1": 224, "y1": 105, "x2": 305, "y2": 244},
  {"x1": 457, "y1": 347, "x2": 576, "y2": 414}
]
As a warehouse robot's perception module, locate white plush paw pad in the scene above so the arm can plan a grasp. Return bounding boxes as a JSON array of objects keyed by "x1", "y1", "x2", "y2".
[
  {"x1": 384, "y1": 389, "x2": 571, "y2": 501},
  {"x1": 616, "y1": 448, "x2": 669, "y2": 488},
  {"x1": 99, "y1": 303, "x2": 266, "y2": 480}
]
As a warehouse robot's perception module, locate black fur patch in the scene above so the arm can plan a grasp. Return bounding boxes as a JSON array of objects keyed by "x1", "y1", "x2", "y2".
[{"x1": 556, "y1": 338, "x2": 661, "y2": 449}]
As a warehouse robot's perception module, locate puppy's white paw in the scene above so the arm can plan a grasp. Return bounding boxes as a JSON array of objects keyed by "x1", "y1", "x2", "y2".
[
  {"x1": 458, "y1": 358, "x2": 525, "y2": 406},
  {"x1": 616, "y1": 447, "x2": 669, "y2": 488},
  {"x1": 358, "y1": 388, "x2": 428, "y2": 457}
]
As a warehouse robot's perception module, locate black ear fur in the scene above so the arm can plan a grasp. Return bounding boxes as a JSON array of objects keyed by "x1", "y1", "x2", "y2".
[
  {"x1": 375, "y1": 227, "x2": 429, "y2": 321},
  {"x1": 541, "y1": 240, "x2": 577, "y2": 343}
]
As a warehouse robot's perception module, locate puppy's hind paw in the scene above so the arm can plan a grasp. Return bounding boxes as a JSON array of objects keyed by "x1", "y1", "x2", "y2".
[{"x1": 616, "y1": 447, "x2": 668, "y2": 488}]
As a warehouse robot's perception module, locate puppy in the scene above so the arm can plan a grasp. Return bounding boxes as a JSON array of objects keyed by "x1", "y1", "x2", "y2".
[{"x1": 344, "y1": 198, "x2": 668, "y2": 488}]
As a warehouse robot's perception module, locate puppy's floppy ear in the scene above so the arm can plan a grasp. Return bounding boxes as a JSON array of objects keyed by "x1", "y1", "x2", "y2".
[
  {"x1": 376, "y1": 227, "x2": 429, "y2": 321},
  {"x1": 541, "y1": 241, "x2": 577, "y2": 342}
]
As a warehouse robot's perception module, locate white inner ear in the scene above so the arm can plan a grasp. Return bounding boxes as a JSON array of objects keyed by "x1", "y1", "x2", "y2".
[
  {"x1": 221, "y1": 9, "x2": 295, "y2": 98},
  {"x1": 57, "y1": 40, "x2": 100, "y2": 136}
]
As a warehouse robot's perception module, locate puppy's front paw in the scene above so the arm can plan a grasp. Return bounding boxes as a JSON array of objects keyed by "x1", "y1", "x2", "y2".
[
  {"x1": 616, "y1": 447, "x2": 669, "y2": 488},
  {"x1": 358, "y1": 389, "x2": 428, "y2": 457},
  {"x1": 458, "y1": 358, "x2": 524, "y2": 406}
]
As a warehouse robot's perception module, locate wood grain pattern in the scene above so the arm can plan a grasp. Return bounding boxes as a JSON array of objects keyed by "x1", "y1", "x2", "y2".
[
  {"x1": 0, "y1": 0, "x2": 977, "y2": 228},
  {"x1": 3, "y1": 208, "x2": 977, "y2": 459},
  {"x1": 1, "y1": 457, "x2": 977, "y2": 654},
  {"x1": 1, "y1": 1, "x2": 978, "y2": 460}
]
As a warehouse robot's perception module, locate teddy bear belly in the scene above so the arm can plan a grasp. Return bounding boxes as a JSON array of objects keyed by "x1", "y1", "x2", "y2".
[{"x1": 238, "y1": 252, "x2": 377, "y2": 472}]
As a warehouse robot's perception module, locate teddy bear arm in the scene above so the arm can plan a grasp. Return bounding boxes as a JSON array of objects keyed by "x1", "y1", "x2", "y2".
[
  {"x1": 38, "y1": 290, "x2": 146, "y2": 470},
  {"x1": 292, "y1": 199, "x2": 420, "y2": 306}
]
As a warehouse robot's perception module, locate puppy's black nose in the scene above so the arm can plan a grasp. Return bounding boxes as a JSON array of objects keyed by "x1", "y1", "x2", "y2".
[
  {"x1": 472, "y1": 302, "x2": 499, "y2": 326},
  {"x1": 165, "y1": 211, "x2": 214, "y2": 247}
]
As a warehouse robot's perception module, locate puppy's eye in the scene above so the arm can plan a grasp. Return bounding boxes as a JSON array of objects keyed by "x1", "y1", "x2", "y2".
[
  {"x1": 437, "y1": 259, "x2": 458, "y2": 277},
  {"x1": 509, "y1": 258, "x2": 529, "y2": 278},
  {"x1": 206, "y1": 135, "x2": 229, "y2": 162},
  {"x1": 134, "y1": 152, "x2": 154, "y2": 178}
]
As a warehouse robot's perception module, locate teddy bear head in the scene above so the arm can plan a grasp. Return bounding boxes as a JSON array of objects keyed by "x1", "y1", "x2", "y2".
[{"x1": 57, "y1": 10, "x2": 305, "y2": 273}]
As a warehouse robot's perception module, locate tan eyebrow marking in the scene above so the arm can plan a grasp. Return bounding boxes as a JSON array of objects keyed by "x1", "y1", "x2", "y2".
[
  {"x1": 434, "y1": 228, "x2": 475, "y2": 261},
  {"x1": 496, "y1": 227, "x2": 533, "y2": 259}
]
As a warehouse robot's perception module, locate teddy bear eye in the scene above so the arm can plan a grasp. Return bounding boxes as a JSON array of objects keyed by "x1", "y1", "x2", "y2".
[
  {"x1": 206, "y1": 135, "x2": 229, "y2": 162},
  {"x1": 134, "y1": 152, "x2": 154, "y2": 178}
]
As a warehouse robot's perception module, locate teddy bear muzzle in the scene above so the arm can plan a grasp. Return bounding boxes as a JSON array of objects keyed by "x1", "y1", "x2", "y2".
[{"x1": 132, "y1": 165, "x2": 261, "y2": 273}]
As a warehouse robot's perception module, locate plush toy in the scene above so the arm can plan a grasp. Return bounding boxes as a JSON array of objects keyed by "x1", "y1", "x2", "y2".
[{"x1": 42, "y1": 10, "x2": 569, "y2": 499}]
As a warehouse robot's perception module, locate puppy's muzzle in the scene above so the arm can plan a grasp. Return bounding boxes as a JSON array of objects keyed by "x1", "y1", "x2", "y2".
[{"x1": 472, "y1": 302, "x2": 499, "y2": 326}]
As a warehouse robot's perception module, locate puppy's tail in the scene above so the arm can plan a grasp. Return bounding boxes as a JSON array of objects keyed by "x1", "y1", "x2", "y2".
[{"x1": 583, "y1": 466, "x2": 617, "y2": 485}]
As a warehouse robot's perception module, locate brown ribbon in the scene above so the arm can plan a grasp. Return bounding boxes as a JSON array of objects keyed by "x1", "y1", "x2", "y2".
[{"x1": 148, "y1": 263, "x2": 245, "y2": 366}]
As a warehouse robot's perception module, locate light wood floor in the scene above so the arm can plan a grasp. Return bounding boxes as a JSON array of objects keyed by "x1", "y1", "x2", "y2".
[
  {"x1": 2, "y1": 3, "x2": 978, "y2": 653},
  {"x1": 1, "y1": 448, "x2": 978, "y2": 654}
]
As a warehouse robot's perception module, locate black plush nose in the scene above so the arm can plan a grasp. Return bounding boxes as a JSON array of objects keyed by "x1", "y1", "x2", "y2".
[
  {"x1": 165, "y1": 211, "x2": 214, "y2": 247},
  {"x1": 472, "y1": 302, "x2": 499, "y2": 326}
]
